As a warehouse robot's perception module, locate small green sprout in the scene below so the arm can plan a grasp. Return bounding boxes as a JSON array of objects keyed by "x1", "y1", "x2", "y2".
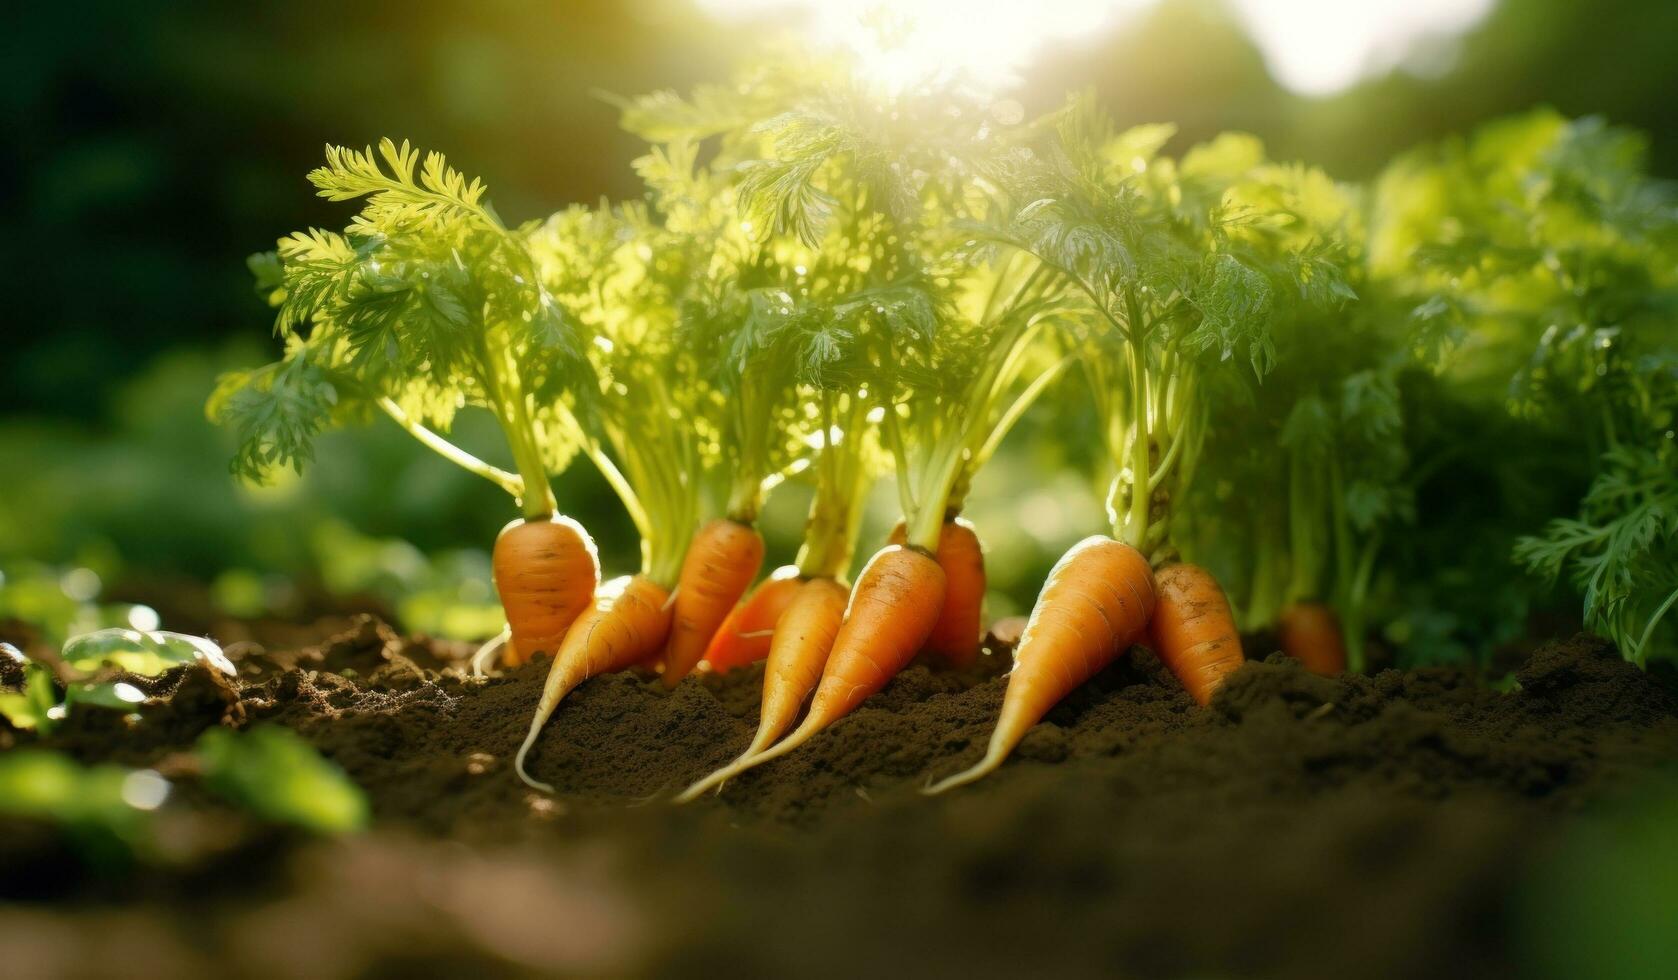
[
  {"x1": 197, "y1": 725, "x2": 371, "y2": 834},
  {"x1": 0, "y1": 628, "x2": 235, "y2": 733}
]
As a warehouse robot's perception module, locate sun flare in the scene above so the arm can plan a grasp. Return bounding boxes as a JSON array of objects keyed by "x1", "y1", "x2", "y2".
[{"x1": 695, "y1": 0, "x2": 1495, "y2": 95}]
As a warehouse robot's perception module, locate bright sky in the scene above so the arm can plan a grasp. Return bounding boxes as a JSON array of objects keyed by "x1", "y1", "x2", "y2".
[{"x1": 694, "y1": 0, "x2": 1496, "y2": 96}]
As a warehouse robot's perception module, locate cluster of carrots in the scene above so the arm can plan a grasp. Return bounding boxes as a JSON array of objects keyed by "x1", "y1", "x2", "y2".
[
  {"x1": 219, "y1": 49, "x2": 1357, "y2": 801},
  {"x1": 505, "y1": 485, "x2": 1273, "y2": 799}
]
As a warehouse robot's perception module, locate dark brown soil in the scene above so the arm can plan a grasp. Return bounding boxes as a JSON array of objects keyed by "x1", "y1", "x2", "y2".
[{"x1": 3, "y1": 616, "x2": 1677, "y2": 979}]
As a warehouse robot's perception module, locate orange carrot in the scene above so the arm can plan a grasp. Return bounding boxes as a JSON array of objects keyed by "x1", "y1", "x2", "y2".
[
  {"x1": 889, "y1": 517, "x2": 985, "y2": 666},
  {"x1": 492, "y1": 515, "x2": 600, "y2": 668},
  {"x1": 1278, "y1": 601, "x2": 1347, "y2": 676},
  {"x1": 515, "y1": 574, "x2": 672, "y2": 791},
  {"x1": 702, "y1": 566, "x2": 803, "y2": 673},
  {"x1": 676, "y1": 575, "x2": 849, "y2": 801},
  {"x1": 925, "y1": 536, "x2": 1155, "y2": 793},
  {"x1": 686, "y1": 545, "x2": 946, "y2": 785},
  {"x1": 1149, "y1": 563, "x2": 1246, "y2": 706},
  {"x1": 662, "y1": 518, "x2": 765, "y2": 688}
]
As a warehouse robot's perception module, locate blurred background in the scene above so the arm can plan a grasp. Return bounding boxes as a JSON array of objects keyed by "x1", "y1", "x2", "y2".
[{"x1": 4, "y1": 0, "x2": 1675, "y2": 649}]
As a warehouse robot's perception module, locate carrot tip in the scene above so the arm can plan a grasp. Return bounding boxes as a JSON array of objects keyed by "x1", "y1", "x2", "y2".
[
  {"x1": 514, "y1": 716, "x2": 557, "y2": 794},
  {"x1": 674, "y1": 752, "x2": 755, "y2": 804},
  {"x1": 677, "y1": 719, "x2": 820, "y2": 804},
  {"x1": 923, "y1": 749, "x2": 1005, "y2": 795},
  {"x1": 469, "y1": 626, "x2": 511, "y2": 679}
]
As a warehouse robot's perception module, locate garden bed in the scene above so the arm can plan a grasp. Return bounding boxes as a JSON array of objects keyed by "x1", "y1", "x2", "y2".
[{"x1": 3, "y1": 616, "x2": 1676, "y2": 979}]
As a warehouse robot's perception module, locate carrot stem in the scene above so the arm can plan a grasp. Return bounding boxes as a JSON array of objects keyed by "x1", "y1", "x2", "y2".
[
  {"x1": 377, "y1": 397, "x2": 525, "y2": 498},
  {"x1": 1120, "y1": 329, "x2": 1153, "y2": 553},
  {"x1": 796, "y1": 397, "x2": 871, "y2": 581},
  {"x1": 1632, "y1": 585, "x2": 1678, "y2": 667},
  {"x1": 476, "y1": 334, "x2": 557, "y2": 520}
]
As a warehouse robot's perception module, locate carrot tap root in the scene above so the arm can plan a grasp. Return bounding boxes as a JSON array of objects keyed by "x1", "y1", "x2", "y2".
[
  {"x1": 890, "y1": 518, "x2": 986, "y2": 666},
  {"x1": 662, "y1": 518, "x2": 766, "y2": 687},
  {"x1": 1278, "y1": 601, "x2": 1348, "y2": 676},
  {"x1": 675, "y1": 575, "x2": 849, "y2": 803},
  {"x1": 674, "y1": 748, "x2": 759, "y2": 803},
  {"x1": 923, "y1": 750, "x2": 1002, "y2": 795},
  {"x1": 693, "y1": 547, "x2": 943, "y2": 787},
  {"x1": 677, "y1": 710, "x2": 828, "y2": 797},
  {"x1": 702, "y1": 566, "x2": 803, "y2": 673},
  {"x1": 1150, "y1": 563, "x2": 1246, "y2": 705},
  {"x1": 515, "y1": 574, "x2": 673, "y2": 793},
  {"x1": 807, "y1": 545, "x2": 945, "y2": 723},
  {"x1": 469, "y1": 626, "x2": 512, "y2": 679},
  {"x1": 675, "y1": 544, "x2": 940, "y2": 798},
  {"x1": 926, "y1": 535, "x2": 1155, "y2": 793},
  {"x1": 493, "y1": 514, "x2": 601, "y2": 668}
]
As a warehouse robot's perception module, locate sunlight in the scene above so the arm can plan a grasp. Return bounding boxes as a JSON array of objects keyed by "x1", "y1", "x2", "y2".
[
  {"x1": 1227, "y1": 0, "x2": 1496, "y2": 95},
  {"x1": 695, "y1": 0, "x2": 1495, "y2": 95},
  {"x1": 694, "y1": 0, "x2": 1140, "y2": 91}
]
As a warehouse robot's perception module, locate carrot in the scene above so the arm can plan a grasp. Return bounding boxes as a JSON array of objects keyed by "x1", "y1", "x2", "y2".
[
  {"x1": 889, "y1": 517, "x2": 985, "y2": 666},
  {"x1": 702, "y1": 566, "x2": 803, "y2": 673},
  {"x1": 676, "y1": 575, "x2": 849, "y2": 801},
  {"x1": 662, "y1": 518, "x2": 765, "y2": 688},
  {"x1": 492, "y1": 515, "x2": 601, "y2": 668},
  {"x1": 1278, "y1": 601, "x2": 1347, "y2": 676},
  {"x1": 925, "y1": 536, "x2": 1155, "y2": 793},
  {"x1": 514, "y1": 574, "x2": 672, "y2": 792},
  {"x1": 1149, "y1": 563, "x2": 1246, "y2": 706},
  {"x1": 684, "y1": 545, "x2": 946, "y2": 785}
]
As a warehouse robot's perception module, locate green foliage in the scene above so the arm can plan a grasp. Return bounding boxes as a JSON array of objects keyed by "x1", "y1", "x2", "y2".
[
  {"x1": 980, "y1": 95, "x2": 1353, "y2": 560},
  {"x1": 524, "y1": 203, "x2": 716, "y2": 582},
  {"x1": 15, "y1": 34, "x2": 1673, "y2": 670},
  {"x1": 206, "y1": 350, "x2": 340, "y2": 484},
  {"x1": 309, "y1": 139, "x2": 493, "y2": 223},
  {"x1": 197, "y1": 725, "x2": 371, "y2": 834},
  {"x1": 1516, "y1": 445, "x2": 1678, "y2": 664},
  {"x1": 1171, "y1": 150, "x2": 1399, "y2": 668},
  {"x1": 1373, "y1": 108, "x2": 1678, "y2": 663},
  {"x1": 0, "y1": 562, "x2": 136, "y2": 649},
  {"x1": 211, "y1": 140, "x2": 589, "y2": 520}
]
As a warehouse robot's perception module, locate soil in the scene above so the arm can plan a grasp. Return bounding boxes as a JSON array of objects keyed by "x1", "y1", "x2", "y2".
[{"x1": 3, "y1": 615, "x2": 1677, "y2": 980}]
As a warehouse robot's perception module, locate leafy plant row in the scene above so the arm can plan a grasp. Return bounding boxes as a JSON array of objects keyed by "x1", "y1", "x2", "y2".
[{"x1": 210, "y1": 50, "x2": 1677, "y2": 791}]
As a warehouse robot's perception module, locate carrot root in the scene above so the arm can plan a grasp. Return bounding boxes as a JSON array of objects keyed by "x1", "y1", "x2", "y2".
[
  {"x1": 469, "y1": 626, "x2": 512, "y2": 678},
  {"x1": 1150, "y1": 563, "x2": 1245, "y2": 705},
  {"x1": 926, "y1": 535, "x2": 1156, "y2": 794},
  {"x1": 676, "y1": 576, "x2": 848, "y2": 803},
  {"x1": 673, "y1": 747, "x2": 760, "y2": 803},
  {"x1": 663, "y1": 519, "x2": 765, "y2": 687},
  {"x1": 701, "y1": 566, "x2": 803, "y2": 673},
  {"x1": 678, "y1": 549, "x2": 942, "y2": 792},
  {"x1": 493, "y1": 515, "x2": 601, "y2": 668},
  {"x1": 515, "y1": 574, "x2": 672, "y2": 792},
  {"x1": 677, "y1": 710, "x2": 827, "y2": 797},
  {"x1": 1278, "y1": 602, "x2": 1348, "y2": 675},
  {"x1": 923, "y1": 738, "x2": 1010, "y2": 795},
  {"x1": 890, "y1": 518, "x2": 986, "y2": 666}
]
